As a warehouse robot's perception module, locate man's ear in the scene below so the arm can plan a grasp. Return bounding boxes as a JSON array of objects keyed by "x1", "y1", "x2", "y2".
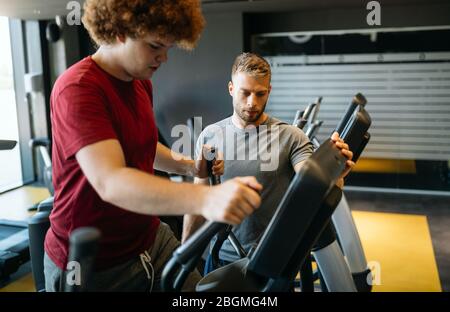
[
  {"x1": 116, "y1": 34, "x2": 126, "y2": 44},
  {"x1": 268, "y1": 84, "x2": 272, "y2": 94},
  {"x1": 228, "y1": 81, "x2": 234, "y2": 96}
]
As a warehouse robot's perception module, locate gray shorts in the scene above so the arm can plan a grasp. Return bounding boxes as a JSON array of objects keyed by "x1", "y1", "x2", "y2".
[{"x1": 44, "y1": 222, "x2": 201, "y2": 292}]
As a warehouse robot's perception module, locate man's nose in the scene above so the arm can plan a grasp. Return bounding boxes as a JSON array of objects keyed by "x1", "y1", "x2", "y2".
[{"x1": 247, "y1": 94, "x2": 257, "y2": 106}]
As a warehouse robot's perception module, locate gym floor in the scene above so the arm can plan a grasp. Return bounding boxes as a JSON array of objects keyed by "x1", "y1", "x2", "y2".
[
  {"x1": 0, "y1": 186, "x2": 49, "y2": 292},
  {"x1": 346, "y1": 191, "x2": 449, "y2": 292},
  {"x1": 0, "y1": 186, "x2": 447, "y2": 292}
]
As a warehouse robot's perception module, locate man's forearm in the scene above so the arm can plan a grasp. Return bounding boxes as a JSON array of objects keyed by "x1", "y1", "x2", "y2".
[
  {"x1": 154, "y1": 142, "x2": 195, "y2": 176},
  {"x1": 103, "y1": 167, "x2": 205, "y2": 216},
  {"x1": 182, "y1": 214, "x2": 207, "y2": 243}
]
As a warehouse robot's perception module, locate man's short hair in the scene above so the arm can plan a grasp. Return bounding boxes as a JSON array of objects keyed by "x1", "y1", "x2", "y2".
[
  {"x1": 231, "y1": 52, "x2": 271, "y2": 81},
  {"x1": 82, "y1": 0, "x2": 205, "y2": 50}
]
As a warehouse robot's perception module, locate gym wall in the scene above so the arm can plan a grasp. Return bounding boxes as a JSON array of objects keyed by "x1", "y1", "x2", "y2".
[
  {"x1": 152, "y1": 12, "x2": 244, "y2": 144},
  {"x1": 151, "y1": 1, "x2": 450, "y2": 144}
]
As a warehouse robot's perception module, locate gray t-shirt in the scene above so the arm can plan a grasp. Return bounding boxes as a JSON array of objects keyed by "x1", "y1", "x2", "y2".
[{"x1": 195, "y1": 116, "x2": 313, "y2": 262}]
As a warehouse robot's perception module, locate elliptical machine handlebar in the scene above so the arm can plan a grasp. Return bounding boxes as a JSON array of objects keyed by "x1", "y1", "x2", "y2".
[
  {"x1": 293, "y1": 103, "x2": 316, "y2": 130},
  {"x1": 206, "y1": 148, "x2": 247, "y2": 267},
  {"x1": 337, "y1": 94, "x2": 371, "y2": 162},
  {"x1": 309, "y1": 96, "x2": 322, "y2": 125},
  {"x1": 293, "y1": 97, "x2": 322, "y2": 130},
  {"x1": 161, "y1": 221, "x2": 229, "y2": 291},
  {"x1": 206, "y1": 147, "x2": 221, "y2": 185},
  {"x1": 161, "y1": 147, "x2": 229, "y2": 291},
  {"x1": 335, "y1": 93, "x2": 367, "y2": 136}
]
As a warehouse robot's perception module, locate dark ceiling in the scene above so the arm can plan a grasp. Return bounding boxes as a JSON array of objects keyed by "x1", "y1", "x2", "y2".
[{"x1": 0, "y1": 0, "x2": 447, "y2": 20}]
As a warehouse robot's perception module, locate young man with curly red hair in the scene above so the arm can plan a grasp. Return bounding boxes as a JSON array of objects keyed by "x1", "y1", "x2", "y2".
[{"x1": 44, "y1": 0, "x2": 262, "y2": 291}]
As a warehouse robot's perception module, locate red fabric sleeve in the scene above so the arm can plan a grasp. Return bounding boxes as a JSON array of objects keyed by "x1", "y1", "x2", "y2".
[{"x1": 52, "y1": 83, "x2": 118, "y2": 160}]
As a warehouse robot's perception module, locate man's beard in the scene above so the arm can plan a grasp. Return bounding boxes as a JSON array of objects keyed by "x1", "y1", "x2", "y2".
[{"x1": 236, "y1": 102, "x2": 267, "y2": 123}]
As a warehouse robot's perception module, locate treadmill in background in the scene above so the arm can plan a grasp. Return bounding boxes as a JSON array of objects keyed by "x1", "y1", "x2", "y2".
[{"x1": 0, "y1": 140, "x2": 30, "y2": 281}]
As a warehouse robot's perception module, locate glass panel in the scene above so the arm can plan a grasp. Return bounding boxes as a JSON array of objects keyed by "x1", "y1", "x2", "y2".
[
  {"x1": 252, "y1": 28, "x2": 450, "y2": 193},
  {"x1": 0, "y1": 17, "x2": 23, "y2": 192}
]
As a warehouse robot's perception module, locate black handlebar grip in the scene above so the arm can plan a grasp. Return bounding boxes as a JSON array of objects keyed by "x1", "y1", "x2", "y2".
[
  {"x1": 206, "y1": 147, "x2": 221, "y2": 185},
  {"x1": 335, "y1": 93, "x2": 367, "y2": 135}
]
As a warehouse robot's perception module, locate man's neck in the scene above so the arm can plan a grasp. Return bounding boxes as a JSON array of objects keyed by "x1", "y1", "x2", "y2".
[
  {"x1": 231, "y1": 113, "x2": 268, "y2": 129},
  {"x1": 91, "y1": 47, "x2": 133, "y2": 82}
]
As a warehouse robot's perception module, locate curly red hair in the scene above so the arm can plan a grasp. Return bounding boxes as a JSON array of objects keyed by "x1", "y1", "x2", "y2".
[{"x1": 82, "y1": 0, "x2": 205, "y2": 50}]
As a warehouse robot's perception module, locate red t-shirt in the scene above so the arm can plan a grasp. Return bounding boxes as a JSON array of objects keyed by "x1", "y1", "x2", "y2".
[{"x1": 45, "y1": 56, "x2": 160, "y2": 270}]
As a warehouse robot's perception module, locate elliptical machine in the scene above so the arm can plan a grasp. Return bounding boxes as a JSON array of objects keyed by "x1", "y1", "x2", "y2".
[
  {"x1": 198, "y1": 94, "x2": 373, "y2": 292},
  {"x1": 161, "y1": 96, "x2": 372, "y2": 292},
  {"x1": 293, "y1": 95, "x2": 373, "y2": 292}
]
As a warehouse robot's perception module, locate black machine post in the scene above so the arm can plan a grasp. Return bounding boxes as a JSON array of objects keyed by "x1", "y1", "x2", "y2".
[
  {"x1": 206, "y1": 148, "x2": 247, "y2": 268},
  {"x1": 63, "y1": 227, "x2": 101, "y2": 292}
]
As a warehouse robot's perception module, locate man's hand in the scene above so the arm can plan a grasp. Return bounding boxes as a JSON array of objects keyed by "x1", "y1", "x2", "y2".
[
  {"x1": 194, "y1": 145, "x2": 224, "y2": 178},
  {"x1": 331, "y1": 132, "x2": 355, "y2": 189},
  {"x1": 200, "y1": 176, "x2": 262, "y2": 224}
]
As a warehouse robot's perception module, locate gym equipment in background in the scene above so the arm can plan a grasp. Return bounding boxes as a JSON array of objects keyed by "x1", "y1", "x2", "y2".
[
  {"x1": 0, "y1": 140, "x2": 30, "y2": 281},
  {"x1": 294, "y1": 95, "x2": 373, "y2": 292}
]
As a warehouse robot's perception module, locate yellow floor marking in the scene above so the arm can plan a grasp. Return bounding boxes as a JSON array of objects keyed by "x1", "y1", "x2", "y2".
[
  {"x1": 353, "y1": 158, "x2": 416, "y2": 174},
  {"x1": 0, "y1": 273, "x2": 35, "y2": 292},
  {"x1": 352, "y1": 210, "x2": 442, "y2": 292}
]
